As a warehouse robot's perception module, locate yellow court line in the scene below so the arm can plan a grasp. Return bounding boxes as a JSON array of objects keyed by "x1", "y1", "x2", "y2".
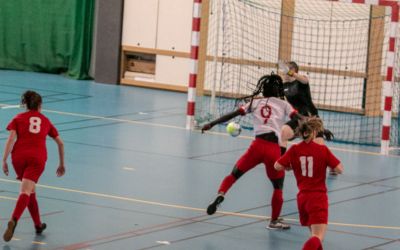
[
  {"x1": 1, "y1": 103, "x2": 397, "y2": 157},
  {"x1": 32, "y1": 241, "x2": 47, "y2": 245},
  {"x1": 0, "y1": 178, "x2": 399, "y2": 231}
]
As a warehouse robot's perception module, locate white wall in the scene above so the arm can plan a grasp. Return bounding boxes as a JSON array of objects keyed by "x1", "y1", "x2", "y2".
[{"x1": 122, "y1": 0, "x2": 193, "y2": 87}]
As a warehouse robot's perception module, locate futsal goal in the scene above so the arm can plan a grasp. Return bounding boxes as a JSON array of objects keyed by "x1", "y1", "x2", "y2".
[{"x1": 187, "y1": 0, "x2": 400, "y2": 154}]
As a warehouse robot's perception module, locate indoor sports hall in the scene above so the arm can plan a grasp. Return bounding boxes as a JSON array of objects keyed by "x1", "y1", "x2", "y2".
[{"x1": 0, "y1": 0, "x2": 399, "y2": 250}]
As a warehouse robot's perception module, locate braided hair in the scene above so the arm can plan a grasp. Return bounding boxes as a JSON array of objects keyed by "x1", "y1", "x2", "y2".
[{"x1": 21, "y1": 90, "x2": 42, "y2": 111}]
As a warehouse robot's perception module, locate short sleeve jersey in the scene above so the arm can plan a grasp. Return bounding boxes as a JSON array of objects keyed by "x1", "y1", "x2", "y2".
[
  {"x1": 277, "y1": 141, "x2": 340, "y2": 193},
  {"x1": 7, "y1": 110, "x2": 59, "y2": 160},
  {"x1": 241, "y1": 97, "x2": 296, "y2": 141},
  {"x1": 283, "y1": 80, "x2": 318, "y2": 116}
]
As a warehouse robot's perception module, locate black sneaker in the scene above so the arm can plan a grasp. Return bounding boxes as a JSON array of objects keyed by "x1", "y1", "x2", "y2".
[
  {"x1": 3, "y1": 219, "x2": 17, "y2": 242},
  {"x1": 35, "y1": 223, "x2": 47, "y2": 234},
  {"x1": 267, "y1": 218, "x2": 291, "y2": 230},
  {"x1": 207, "y1": 195, "x2": 224, "y2": 215}
]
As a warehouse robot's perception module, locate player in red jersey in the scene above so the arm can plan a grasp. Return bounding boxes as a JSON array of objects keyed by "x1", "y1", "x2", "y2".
[
  {"x1": 202, "y1": 74, "x2": 300, "y2": 229},
  {"x1": 2, "y1": 91, "x2": 65, "y2": 242},
  {"x1": 274, "y1": 117, "x2": 343, "y2": 250}
]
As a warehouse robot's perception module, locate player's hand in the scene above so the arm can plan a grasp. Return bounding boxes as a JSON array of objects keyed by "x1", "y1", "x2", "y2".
[
  {"x1": 56, "y1": 165, "x2": 65, "y2": 177},
  {"x1": 323, "y1": 129, "x2": 334, "y2": 141},
  {"x1": 201, "y1": 123, "x2": 212, "y2": 133},
  {"x1": 2, "y1": 161, "x2": 9, "y2": 176}
]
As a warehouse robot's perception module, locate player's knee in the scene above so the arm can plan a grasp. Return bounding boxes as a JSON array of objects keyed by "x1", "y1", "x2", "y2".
[
  {"x1": 281, "y1": 125, "x2": 294, "y2": 141},
  {"x1": 271, "y1": 177, "x2": 284, "y2": 190},
  {"x1": 231, "y1": 166, "x2": 244, "y2": 180}
]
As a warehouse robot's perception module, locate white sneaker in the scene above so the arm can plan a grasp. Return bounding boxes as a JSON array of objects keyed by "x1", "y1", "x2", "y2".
[{"x1": 267, "y1": 218, "x2": 291, "y2": 230}]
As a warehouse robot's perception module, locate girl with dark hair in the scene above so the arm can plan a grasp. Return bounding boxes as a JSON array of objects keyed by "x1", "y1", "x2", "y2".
[
  {"x1": 202, "y1": 74, "x2": 300, "y2": 230},
  {"x1": 2, "y1": 90, "x2": 65, "y2": 242},
  {"x1": 275, "y1": 117, "x2": 343, "y2": 250}
]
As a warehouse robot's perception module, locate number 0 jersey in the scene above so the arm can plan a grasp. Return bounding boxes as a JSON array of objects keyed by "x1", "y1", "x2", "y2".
[
  {"x1": 277, "y1": 141, "x2": 340, "y2": 193},
  {"x1": 241, "y1": 97, "x2": 297, "y2": 142},
  {"x1": 7, "y1": 110, "x2": 59, "y2": 160}
]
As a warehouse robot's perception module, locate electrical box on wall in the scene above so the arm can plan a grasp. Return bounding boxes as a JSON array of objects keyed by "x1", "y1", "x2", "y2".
[{"x1": 126, "y1": 52, "x2": 156, "y2": 75}]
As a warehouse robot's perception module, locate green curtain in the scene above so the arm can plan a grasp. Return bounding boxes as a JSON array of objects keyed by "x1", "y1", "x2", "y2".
[{"x1": 0, "y1": 0, "x2": 94, "y2": 79}]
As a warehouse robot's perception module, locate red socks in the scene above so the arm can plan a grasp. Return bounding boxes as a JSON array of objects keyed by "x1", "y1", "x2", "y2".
[
  {"x1": 218, "y1": 174, "x2": 237, "y2": 194},
  {"x1": 271, "y1": 189, "x2": 283, "y2": 220},
  {"x1": 28, "y1": 193, "x2": 42, "y2": 226},
  {"x1": 11, "y1": 193, "x2": 30, "y2": 221},
  {"x1": 302, "y1": 236, "x2": 323, "y2": 250}
]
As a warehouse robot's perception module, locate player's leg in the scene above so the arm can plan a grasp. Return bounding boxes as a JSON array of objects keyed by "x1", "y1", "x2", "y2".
[
  {"x1": 302, "y1": 192, "x2": 328, "y2": 249},
  {"x1": 25, "y1": 159, "x2": 47, "y2": 234},
  {"x1": 263, "y1": 142, "x2": 290, "y2": 229},
  {"x1": 302, "y1": 224, "x2": 327, "y2": 250},
  {"x1": 281, "y1": 122, "x2": 297, "y2": 155},
  {"x1": 4, "y1": 178, "x2": 35, "y2": 241},
  {"x1": 207, "y1": 140, "x2": 263, "y2": 215},
  {"x1": 28, "y1": 186, "x2": 47, "y2": 234}
]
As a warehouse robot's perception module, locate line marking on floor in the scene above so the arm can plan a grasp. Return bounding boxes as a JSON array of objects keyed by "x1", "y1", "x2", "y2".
[
  {"x1": 32, "y1": 241, "x2": 47, "y2": 245},
  {"x1": 0, "y1": 178, "x2": 399, "y2": 231},
  {"x1": 123, "y1": 167, "x2": 135, "y2": 171},
  {"x1": 1, "y1": 103, "x2": 396, "y2": 158}
]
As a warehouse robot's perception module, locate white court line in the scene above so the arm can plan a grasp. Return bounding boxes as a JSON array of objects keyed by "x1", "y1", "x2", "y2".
[
  {"x1": 32, "y1": 241, "x2": 47, "y2": 245},
  {"x1": 0, "y1": 103, "x2": 397, "y2": 158},
  {"x1": 122, "y1": 167, "x2": 135, "y2": 171},
  {"x1": 0, "y1": 178, "x2": 399, "y2": 231}
]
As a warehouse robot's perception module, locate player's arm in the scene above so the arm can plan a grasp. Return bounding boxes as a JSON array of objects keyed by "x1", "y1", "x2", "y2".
[
  {"x1": 201, "y1": 107, "x2": 246, "y2": 133},
  {"x1": 2, "y1": 130, "x2": 17, "y2": 176},
  {"x1": 274, "y1": 147, "x2": 293, "y2": 171},
  {"x1": 326, "y1": 147, "x2": 343, "y2": 174},
  {"x1": 288, "y1": 71, "x2": 309, "y2": 84},
  {"x1": 274, "y1": 162, "x2": 285, "y2": 171},
  {"x1": 53, "y1": 136, "x2": 65, "y2": 177},
  {"x1": 331, "y1": 163, "x2": 344, "y2": 174}
]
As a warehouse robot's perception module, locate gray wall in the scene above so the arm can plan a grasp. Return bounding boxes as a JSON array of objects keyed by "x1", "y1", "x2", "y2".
[{"x1": 93, "y1": 0, "x2": 124, "y2": 84}]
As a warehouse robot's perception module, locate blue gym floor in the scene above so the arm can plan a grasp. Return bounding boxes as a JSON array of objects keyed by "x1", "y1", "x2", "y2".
[{"x1": 0, "y1": 70, "x2": 399, "y2": 250}]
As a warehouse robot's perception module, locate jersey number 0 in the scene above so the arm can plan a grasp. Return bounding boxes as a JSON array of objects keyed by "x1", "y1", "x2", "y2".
[{"x1": 29, "y1": 117, "x2": 42, "y2": 134}]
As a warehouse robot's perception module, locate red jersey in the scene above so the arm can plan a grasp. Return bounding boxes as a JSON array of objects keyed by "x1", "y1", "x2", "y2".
[
  {"x1": 7, "y1": 110, "x2": 59, "y2": 160},
  {"x1": 277, "y1": 141, "x2": 340, "y2": 193}
]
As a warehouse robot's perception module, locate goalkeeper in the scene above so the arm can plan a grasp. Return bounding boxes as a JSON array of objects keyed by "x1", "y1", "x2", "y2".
[{"x1": 280, "y1": 61, "x2": 336, "y2": 174}]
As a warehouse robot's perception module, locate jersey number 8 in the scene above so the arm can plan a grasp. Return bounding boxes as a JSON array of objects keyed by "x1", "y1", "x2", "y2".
[{"x1": 29, "y1": 117, "x2": 42, "y2": 134}]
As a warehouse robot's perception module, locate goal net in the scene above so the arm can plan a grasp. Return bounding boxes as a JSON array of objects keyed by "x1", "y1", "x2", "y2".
[{"x1": 195, "y1": 0, "x2": 399, "y2": 148}]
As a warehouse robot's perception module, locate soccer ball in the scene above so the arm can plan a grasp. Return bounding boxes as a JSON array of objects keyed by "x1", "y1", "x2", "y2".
[{"x1": 226, "y1": 122, "x2": 241, "y2": 137}]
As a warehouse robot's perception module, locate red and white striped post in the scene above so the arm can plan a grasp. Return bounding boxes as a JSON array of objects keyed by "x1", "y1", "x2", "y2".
[
  {"x1": 334, "y1": 0, "x2": 399, "y2": 154},
  {"x1": 186, "y1": 0, "x2": 202, "y2": 129}
]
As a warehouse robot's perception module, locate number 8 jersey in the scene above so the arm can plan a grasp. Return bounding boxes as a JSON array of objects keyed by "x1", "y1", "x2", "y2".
[{"x1": 7, "y1": 110, "x2": 59, "y2": 161}]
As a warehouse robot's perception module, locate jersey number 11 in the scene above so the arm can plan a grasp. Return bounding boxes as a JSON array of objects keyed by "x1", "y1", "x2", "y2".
[{"x1": 300, "y1": 156, "x2": 313, "y2": 177}]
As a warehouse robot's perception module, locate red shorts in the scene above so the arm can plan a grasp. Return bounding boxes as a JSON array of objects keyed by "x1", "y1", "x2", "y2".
[
  {"x1": 297, "y1": 192, "x2": 328, "y2": 226},
  {"x1": 236, "y1": 138, "x2": 284, "y2": 180},
  {"x1": 11, "y1": 155, "x2": 46, "y2": 183}
]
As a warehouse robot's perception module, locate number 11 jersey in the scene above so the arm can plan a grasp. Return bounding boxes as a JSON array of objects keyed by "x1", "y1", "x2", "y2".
[{"x1": 277, "y1": 141, "x2": 340, "y2": 193}]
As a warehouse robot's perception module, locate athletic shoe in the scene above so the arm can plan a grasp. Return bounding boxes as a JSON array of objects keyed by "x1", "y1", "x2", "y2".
[
  {"x1": 267, "y1": 218, "x2": 291, "y2": 230},
  {"x1": 207, "y1": 195, "x2": 224, "y2": 215},
  {"x1": 35, "y1": 223, "x2": 47, "y2": 234},
  {"x1": 3, "y1": 219, "x2": 17, "y2": 242}
]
